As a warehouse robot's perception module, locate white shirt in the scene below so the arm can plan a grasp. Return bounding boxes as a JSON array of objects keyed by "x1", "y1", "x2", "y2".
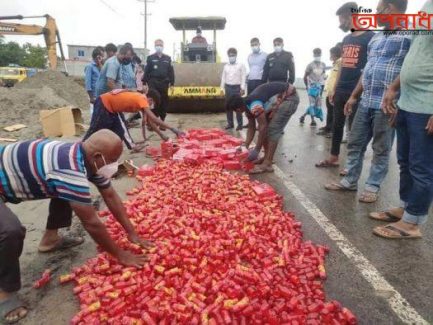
[
  {"x1": 248, "y1": 51, "x2": 267, "y2": 80},
  {"x1": 220, "y1": 62, "x2": 247, "y2": 91}
]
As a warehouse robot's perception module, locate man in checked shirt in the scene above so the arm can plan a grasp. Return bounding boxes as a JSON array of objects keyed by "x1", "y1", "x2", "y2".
[{"x1": 324, "y1": 0, "x2": 411, "y2": 204}]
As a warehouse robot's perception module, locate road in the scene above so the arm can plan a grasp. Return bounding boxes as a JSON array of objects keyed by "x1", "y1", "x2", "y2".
[{"x1": 12, "y1": 89, "x2": 432, "y2": 324}]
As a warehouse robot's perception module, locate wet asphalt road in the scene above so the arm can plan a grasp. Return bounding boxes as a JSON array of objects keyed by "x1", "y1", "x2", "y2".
[
  {"x1": 9, "y1": 89, "x2": 432, "y2": 324},
  {"x1": 244, "y1": 90, "x2": 433, "y2": 324}
]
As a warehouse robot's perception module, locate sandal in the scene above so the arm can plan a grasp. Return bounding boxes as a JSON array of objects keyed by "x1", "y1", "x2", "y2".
[
  {"x1": 315, "y1": 160, "x2": 339, "y2": 168},
  {"x1": 373, "y1": 224, "x2": 422, "y2": 239},
  {"x1": 249, "y1": 165, "x2": 274, "y2": 175},
  {"x1": 324, "y1": 183, "x2": 356, "y2": 191},
  {"x1": 369, "y1": 210, "x2": 403, "y2": 222},
  {"x1": 38, "y1": 236, "x2": 84, "y2": 253},
  {"x1": 0, "y1": 294, "x2": 28, "y2": 324},
  {"x1": 359, "y1": 191, "x2": 378, "y2": 203}
]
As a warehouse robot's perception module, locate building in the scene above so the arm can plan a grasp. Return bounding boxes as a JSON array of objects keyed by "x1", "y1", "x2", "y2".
[{"x1": 67, "y1": 44, "x2": 148, "y2": 62}]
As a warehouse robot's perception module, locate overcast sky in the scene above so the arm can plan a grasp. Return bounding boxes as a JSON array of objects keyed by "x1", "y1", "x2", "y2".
[{"x1": 1, "y1": 0, "x2": 423, "y2": 71}]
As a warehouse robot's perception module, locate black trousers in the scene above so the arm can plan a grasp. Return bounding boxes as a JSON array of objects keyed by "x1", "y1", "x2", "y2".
[
  {"x1": 148, "y1": 79, "x2": 169, "y2": 121},
  {"x1": 247, "y1": 80, "x2": 264, "y2": 95},
  {"x1": 0, "y1": 198, "x2": 72, "y2": 292},
  {"x1": 331, "y1": 92, "x2": 358, "y2": 156},
  {"x1": 83, "y1": 98, "x2": 134, "y2": 149},
  {"x1": 325, "y1": 96, "x2": 334, "y2": 132}
]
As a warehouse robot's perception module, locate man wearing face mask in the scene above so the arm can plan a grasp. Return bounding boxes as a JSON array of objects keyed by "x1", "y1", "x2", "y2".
[
  {"x1": 247, "y1": 38, "x2": 267, "y2": 95},
  {"x1": 262, "y1": 37, "x2": 295, "y2": 85},
  {"x1": 220, "y1": 48, "x2": 247, "y2": 130},
  {"x1": 143, "y1": 39, "x2": 175, "y2": 126},
  {"x1": 316, "y1": 2, "x2": 374, "y2": 168},
  {"x1": 0, "y1": 130, "x2": 151, "y2": 323},
  {"x1": 325, "y1": 0, "x2": 410, "y2": 203},
  {"x1": 95, "y1": 44, "x2": 134, "y2": 98},
  {"x1": 300, "y1": 48, "x2": 327, "y2": 126}
]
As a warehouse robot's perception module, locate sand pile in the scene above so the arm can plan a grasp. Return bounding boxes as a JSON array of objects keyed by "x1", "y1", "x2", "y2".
[{"x1": 0, "y1": 71, "x2": 89, "y2": 141}]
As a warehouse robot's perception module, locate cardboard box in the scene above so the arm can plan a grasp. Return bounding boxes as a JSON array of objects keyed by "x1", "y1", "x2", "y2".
[{"x1": 39, "y1": 107, "x2": 83, "y2": 137}]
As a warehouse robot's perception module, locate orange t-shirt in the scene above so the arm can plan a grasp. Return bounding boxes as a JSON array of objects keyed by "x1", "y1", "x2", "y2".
[{"x1": 100, "y1": 91, "x2": 149, "y2": 113}]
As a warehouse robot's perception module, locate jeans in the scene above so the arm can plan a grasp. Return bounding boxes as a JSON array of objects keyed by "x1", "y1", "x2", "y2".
[
  {"x1": 331, "y1": 92, "x2": 358, "y2": 156},
  {"x1": 396, "y1": 109, "x2": 433, "y2": 225},
  {"x1": 0, "y1": 198, "x2": 71, "y2": 292},
  {"x1": 340, "y1": 106, "x2": 394, "y2": 192},
  {"x1": 225, "y1": 84, "x2": 243, "y2": 128}
]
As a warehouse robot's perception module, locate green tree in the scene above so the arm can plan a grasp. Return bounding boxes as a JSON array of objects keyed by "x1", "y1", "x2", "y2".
[
  {"x1": 0, "y1": 41, "x2": 25, "y2": 66},
  {"x1": 22, "y1": 43, "x2": 47, "y2": 69}
]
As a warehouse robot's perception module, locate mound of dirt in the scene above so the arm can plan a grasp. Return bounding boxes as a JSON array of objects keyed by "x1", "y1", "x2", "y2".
[
  {"x1": 16, "y1": 70, "x2": 89, "y2": 111},
  {"x1": 0, "y1": 71, "x2": 89, "y2": 141}
]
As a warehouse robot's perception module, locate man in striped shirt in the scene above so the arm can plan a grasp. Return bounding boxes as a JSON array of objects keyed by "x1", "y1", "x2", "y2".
[{"x1": 0, "y1": 130, "x2": 150, "y2": 323}]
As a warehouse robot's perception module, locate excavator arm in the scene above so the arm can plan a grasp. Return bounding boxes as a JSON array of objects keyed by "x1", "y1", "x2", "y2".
[{"x1": 0, "y1": 15, "x2": 65, "y2": 70}]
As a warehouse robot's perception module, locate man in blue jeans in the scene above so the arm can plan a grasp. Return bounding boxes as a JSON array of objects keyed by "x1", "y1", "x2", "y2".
[
  {"x1": 324, "y1": 0, "x2": 411, "y2": 203},
  {"x1": 371, "y1": 0, "x2": 433, "y2": 239}
]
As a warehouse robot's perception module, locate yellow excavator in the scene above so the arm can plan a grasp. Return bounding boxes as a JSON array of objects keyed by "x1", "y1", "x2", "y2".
[{"x1": 0, "y1": 14, "x2": 66, "y2": 72}]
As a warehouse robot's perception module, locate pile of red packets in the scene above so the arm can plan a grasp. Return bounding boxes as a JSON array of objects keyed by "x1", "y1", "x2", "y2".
[
  {"x1": 67, "y1": 155, "x2": 357, "y2": 324},
  {"x1": 146, "y1": 128, "x2": 254, "y2": 172}
]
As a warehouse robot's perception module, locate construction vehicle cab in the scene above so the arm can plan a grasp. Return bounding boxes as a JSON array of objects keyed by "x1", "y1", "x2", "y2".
[
  {"x1": 170, "y1": 17, "x2": 226, "y2": 63},
  {"x1": 0, "y1": 66, "x2": 28, "y2": 87},
  {"x1": 168, "y1": 17, "x2": 227, "y2": 113}
]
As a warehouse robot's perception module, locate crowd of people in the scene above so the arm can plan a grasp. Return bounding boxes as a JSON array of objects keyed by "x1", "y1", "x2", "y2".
[
  {"x1": 223, "y1": 0, "x2": 433, "y2": 242},
  {"x1": 0, "y1": 0, "x2": 432, "y2": 322}
]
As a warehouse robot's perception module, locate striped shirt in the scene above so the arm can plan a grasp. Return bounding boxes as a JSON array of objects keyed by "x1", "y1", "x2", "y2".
[
  {"x1": 0, "y1": 140, "x2": 110, "y2": 205},
  {"x1": 360, "y1": 31, "x2": 411, "y2": 110}
]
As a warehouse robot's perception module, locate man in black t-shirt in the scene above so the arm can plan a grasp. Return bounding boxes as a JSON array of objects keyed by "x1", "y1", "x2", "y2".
[{"x1": 316, "y1": 2, "x2": 374, "y2": 168}]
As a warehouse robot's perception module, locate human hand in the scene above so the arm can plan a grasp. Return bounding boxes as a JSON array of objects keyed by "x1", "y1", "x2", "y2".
[
  {"x1": 426, "y1": 116, "x2": 433, "y2": 135},
  {"x1": 240, "y1": 89, "x2": 245, "y2": 96},
  {"x1": 128, "y1": 233, "x2": 155, "y2": 249},
  {"x1": 116, "y1": 250, "x2": 149, "y2": 267},
  {"x1": 329, "y1": 94, "x2": 335, "y2": 105},
  {"x1": 382, "y1": 87, "x2": 398, "y2": 115},
  {"x1": 171, "y1": 128, "x2": 186, "y2": 138},
  {"x1": 344, "y1": 96, "x2": 357, "y2": 116}
]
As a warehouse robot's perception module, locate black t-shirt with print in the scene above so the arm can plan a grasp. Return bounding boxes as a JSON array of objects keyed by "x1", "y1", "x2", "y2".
[{"x1": 336, "y1": 31, "x2": 375, "y2": 95}]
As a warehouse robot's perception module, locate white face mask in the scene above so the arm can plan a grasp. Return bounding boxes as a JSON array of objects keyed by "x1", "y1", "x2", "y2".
[
  {"x1": 274, "y1": 45, "x2": 283, "y2": 53},
  {"x1": 155, "y1": 46, "x2": 164, "y2": 54},
  {"x1": 229, "y1": 56, "x2": 237, "y2": 64},
  {"x1": 252, "y1": 45, "x2": 260, "y2": 53},
  {"x1": 95, "y1": 156, "x2": 118, "y2": 179},
  {"x1": 314, "y1": 56, "x2": 322, "y2": 62}
]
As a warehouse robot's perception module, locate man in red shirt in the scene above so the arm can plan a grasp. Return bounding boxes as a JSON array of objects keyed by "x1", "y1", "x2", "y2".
[
  {"x1": 84, "y1": 90, "x2": 184, "y2": 151},
  {"x1": 191, "y1": 27, "x2": 208, "y2": 45}
]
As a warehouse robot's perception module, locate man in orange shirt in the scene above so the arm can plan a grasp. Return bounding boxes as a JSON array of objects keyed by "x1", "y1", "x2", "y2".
[{"x1": 83, "y1": 90, "x2": 184, "y2": 150}]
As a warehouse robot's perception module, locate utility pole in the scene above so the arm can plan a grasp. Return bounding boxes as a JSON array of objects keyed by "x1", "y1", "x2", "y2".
[{"x1": 138, "y1": 0, "x2": 154, "y2": 52}]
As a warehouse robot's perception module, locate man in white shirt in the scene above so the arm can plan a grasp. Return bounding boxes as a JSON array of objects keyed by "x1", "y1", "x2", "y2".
[
  {"x1": 247, "y1": 38, "x2": 267, "y2": 95},
  {"x1": 220, "y1": 48, "x2": 247, "y2": 130}
]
